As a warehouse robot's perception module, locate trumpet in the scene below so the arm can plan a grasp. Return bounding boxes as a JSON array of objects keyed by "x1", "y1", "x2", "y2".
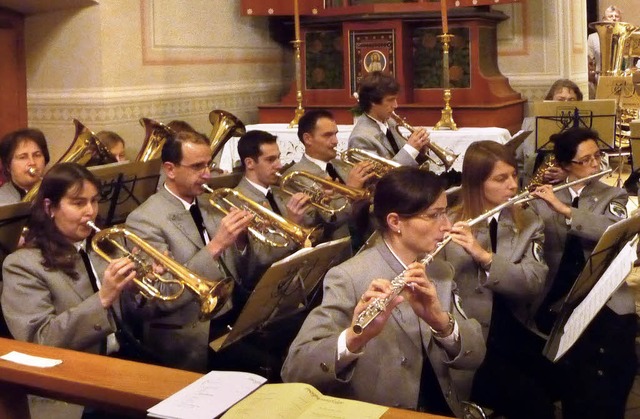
[
  {"x1": 353, "y1": 168, "x2": 612, "y2": 334},
  {"x1": 390, "y1": 111, "x2": 459, "y2": 171},
  {"x1": 278, "y1": 170, "x2": 370, "y2": 216},
  {"x1": 340, "y1": 148, "x2": 401, "y2": 179},
  {"x1": 203, "y1": 185, "x2": 321, "y2": 248},
  {"x1": 87, "y1": 221, "x2": 233, "y2": 321}
]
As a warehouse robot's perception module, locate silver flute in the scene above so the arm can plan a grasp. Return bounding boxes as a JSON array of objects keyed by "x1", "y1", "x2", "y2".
[{"x1": 352, "y1": 168, "x2": 611, "y2": 334}]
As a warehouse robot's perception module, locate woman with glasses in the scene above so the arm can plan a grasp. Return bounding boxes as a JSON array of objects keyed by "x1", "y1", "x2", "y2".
[
  {"x1": 282, "y1": 167, "x2": 485, "y2": 417},
  {"x1": 442, "y1": 140, "x2": 551, "y2": 418},
  {"x1": 530, "y1": 127, "x2": 634, "y2": 419}
]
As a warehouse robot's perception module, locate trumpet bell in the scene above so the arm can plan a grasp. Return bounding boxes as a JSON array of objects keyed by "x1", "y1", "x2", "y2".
[{"x1": 590, "y1": 21, "x2": 638, "y2": 76}]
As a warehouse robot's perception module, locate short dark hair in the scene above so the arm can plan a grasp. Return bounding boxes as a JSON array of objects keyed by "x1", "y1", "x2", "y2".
[
  {"x1": 25, "y1": 162, "x2": 100, "y2": 280},
  {"x1": 161, "y1": 130, "x2": 210, "y2": 164},
  {"x1": 297, "y1": 110, "x2": 335, "y2": 145},
  {"x1": 552, "y1": 127, "x2": 600, "y2": 168},
  {"x1": 544, "y1": 79, "x2": 583, "y2": 101},
  {"x1": 237, "y1": 130, "x2": 278, "y2": 168},
  {"x1": 0, "y1": 128, "x2": 50, "y2": 179},
  {"x1": 373, "y1": 167, "x2": 445, "y2": 233},
  {"x1": 95, "y1": 131, "x2": 125, "y2": 149},
  {"x1": 357, "y1": 71, "x2": 400, "y2": 113},
  {"x1": 167, "y1": 120, "x2": 197, "y2": 134}
]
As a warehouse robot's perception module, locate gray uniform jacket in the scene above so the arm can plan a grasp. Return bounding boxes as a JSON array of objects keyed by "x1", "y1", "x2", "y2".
[
  {"x1": 349, "y1": 114, "x2": 419, "y2": 166},
  {"x1": 125, "y1": 186, "x2": 238, "y2": 372},
  {"x1": 0, "y1": 182, "x2": 23, "y2": 205},
  {"x1": 1, "y1": 247, "x2": 115, "y2": 353},
  {"x1": 529, "y1": 180, "x2": 634, "y2": 315},
  {"x1": 281, "y1": 236, "x2": 485, "y2": 416},
  {"x1": 441, "y1": 208, "x2": 548, "y2": 337}
]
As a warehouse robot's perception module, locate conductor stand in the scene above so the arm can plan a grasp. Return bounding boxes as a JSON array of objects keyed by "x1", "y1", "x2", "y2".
[{"x1": 209, "y1": 238, "x2": 350, "y2": 380}]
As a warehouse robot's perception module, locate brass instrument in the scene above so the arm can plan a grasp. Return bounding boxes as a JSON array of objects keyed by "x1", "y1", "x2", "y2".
[
  {"x1": 589, "y1": 21, "x2": 638, "y2": 77},
  {"x1": 136, "y1": 118, "x2": 174, "y2": 162},
  {"x1": 23, "y1": 119, "x2": 116, "y2": 202},
  {"x1": 340, "y1": 148, "x2": 401, "y2": 179},
  {"x1": 390, "y1": 111, "x2": 459, "y2": 171},
  {"x1": 527, "y1": 154, "x2": 557, "y2": 190},
  {"x1": 353, "y1": 168, "x2": 612, "y2": 334},
  {"x1": 203, "y1": 185, "x2": 321, "y2": 248},
  {"x1": 208, "y1": 110, "x2": 246, "y2": 171},
  {"x1": 87, "y1": 221, "x2": 233, "y2": 320},
  {"x1": 278, "y1": 170, "x2": 370, "y2": 216}
]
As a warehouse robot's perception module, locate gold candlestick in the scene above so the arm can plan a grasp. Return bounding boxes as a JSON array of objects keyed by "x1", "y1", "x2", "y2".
[
  {"x1": 289, "y1": 0, "x2": 305, "y2": 128},
  {"x1": 434, "y1": 33, "x2": 458, "y2": 131}
]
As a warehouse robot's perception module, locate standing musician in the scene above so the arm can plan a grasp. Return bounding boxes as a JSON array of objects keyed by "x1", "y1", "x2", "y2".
[
  {"x1": 443, "y1": 141, "x2": 551, "y2": 418},
  {"x1": 530, "y1": 127, "x2": 635, "y2": 419},
  {"x1": 1, "y1": 163, "x2": 136, "y2": 418},
  {"x1": 284, "y1": 109, "x2": 375, "y2": 244},
  {"x1": 282, "y1": 167, "x2": 485, "y2": 417},
  {"x1": 349, "y1": 71, "x2": 430, "y2": 166},
  {"x1": 125, "y1": 130, "x2": 252, "y2": 372},
  {"x1": 0, "y1": 128, "x2": 50, "y2": 204}
]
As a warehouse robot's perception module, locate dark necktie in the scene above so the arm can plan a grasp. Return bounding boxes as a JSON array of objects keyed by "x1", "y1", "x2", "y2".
[
  {"x1": 79, "y1": 247, "x2": 99, "y2": 293},
  {"x1": 189, "y1": 200, "x2": 207, "y2": 245},
  {"x1": 265, "y1": 190, "x2": 282, "y2": 215},
  {"x1": 326, "y1": 163, "x2": 344, "y2": 184},
  {"x1": 385, "y1": 129, "x2": 401, "y2": 154},
  {"x1": 12, "y1": 182, "x2": 26, "y2": 199},
  {"x1": 489, "y1": 218, "x2": 498, "y2": 253}
]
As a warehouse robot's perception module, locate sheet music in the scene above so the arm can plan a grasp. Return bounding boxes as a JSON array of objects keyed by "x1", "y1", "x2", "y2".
[
  {"x1": 554, "y1": 235, "x2": 638, "y2": 361},
  {"x1": 147, "y1": 370, "x2": 267, "y2": 419},
  {"x1": 0, "y1": 351, "x2": 62, "y2": 368}
]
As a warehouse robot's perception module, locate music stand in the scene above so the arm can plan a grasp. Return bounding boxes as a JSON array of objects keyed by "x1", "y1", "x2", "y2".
[
  {"x1": 210, "y1": 237, "x2": 351, "y2": 352},
  {"x1": 595, "y1": 76, "x2": 640, "y2": 111},
  {"x1": 534, "y1": 99, "x2": 617, "y2": 152},
  {"x1": 0, "y1": 202, "x2": 31, "y2": 256},
  {"x1": 630, "y1": 120, "x2": 640, "y2": 172},
  {"x1": 89, "y1": 160, "x2": 161, "y2": 226},
  {"x1": 543, "y1": 215, "x2": 640, "y2": 362}
]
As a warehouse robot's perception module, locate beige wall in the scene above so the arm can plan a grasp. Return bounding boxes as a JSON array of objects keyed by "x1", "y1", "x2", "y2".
[{"x1": 26, "y1": 0, "x2": 288, "y2": 162}]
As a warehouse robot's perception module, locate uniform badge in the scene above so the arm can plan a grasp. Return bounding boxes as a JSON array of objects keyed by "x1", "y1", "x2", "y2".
[
  {"x1": 453, "y1": 292, "x2": 469, "y2": 319},
  {"x1": 532, "y1": 241, "x2": 544, "y2": 263},
  {"x1": 609, "y1": 201, "x2": 627, "y2": 219}
]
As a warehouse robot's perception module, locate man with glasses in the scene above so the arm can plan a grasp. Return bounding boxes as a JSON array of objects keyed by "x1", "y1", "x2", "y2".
[{"x1": 125, "y1": 130, "x2": 252, "y2": 372}]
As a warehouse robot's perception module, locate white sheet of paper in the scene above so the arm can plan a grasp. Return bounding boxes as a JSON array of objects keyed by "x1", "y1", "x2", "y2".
[
  {"x1": 554, "y1": 236, "x2": 638, "y2": 361},
  {"x1": 0, "y1": 351, "x2": 62, "y2": 368},
  {"x1": 147, "y1": 370, "x2": 267, "y2": 419}
]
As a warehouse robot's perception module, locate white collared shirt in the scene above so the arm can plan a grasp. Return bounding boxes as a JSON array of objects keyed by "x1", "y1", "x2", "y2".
[
  {"x1": 304, "y1": 154, "x2": 329, "y2": 172},
  {"x1": 164, "y1": 183, "x2": 211, "y2": 243},
  {"x1": 365, "y1": 113, "x2": 420, "y2": 159},
  {"x1": 244, "y1": 177, "x2": 271, "y2": 197}
]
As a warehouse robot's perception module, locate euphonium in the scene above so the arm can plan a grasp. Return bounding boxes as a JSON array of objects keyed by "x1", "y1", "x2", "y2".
[
  {"x1": 88, "y1": 221, "x2": 233, "y2": 320},
  {"x1": 277, "y1": 170, "x2": 371, "y2": 216},
  {"x1": 353, "y1": 168, "x2": 612, "y2": 334},
  {"x1": 208, "y1": 110, "x2": 246, "y2": 170},
  {"x1": 589, "y1": 21, "x2": 638, "y2": 76},
  {"x1": 390, "y1": 111, "x2": 459, "y2": 171},
  {"x1": 203, "y1": 185, "x2": 321, "y2": 248},
  {"x1": 136, "y1": 118, "x2": 174, "y2": 162},
  {"x1": 23, "y1": 119, "x2": 116, "y2": 202},
  {"x1": 340, "y1": 148, "x2": 401, "y2": 178}
]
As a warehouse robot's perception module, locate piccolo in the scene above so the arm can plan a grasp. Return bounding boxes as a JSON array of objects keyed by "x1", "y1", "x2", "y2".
[{"x1": 352, "y1": 167, "x2": 611, "y2": 335}]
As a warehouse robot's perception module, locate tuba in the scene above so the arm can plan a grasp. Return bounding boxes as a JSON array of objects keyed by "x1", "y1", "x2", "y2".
[
  {"x1": 136, "y1": 118, "x2": 175, "y2": 162},
  {"x1": 88, "y1": 221, "x2": 233, "y2": 320},
  {"x1": 390, "y1": 111, "x2": 459, "y2": 171},
  {"x1": 203, "y1": 185, "x2": 321, "y2": 248},
  {"x1": 589, "y1": 21, "x2": 638, "y2": 76},
  {"x1": 278, "y1": 170, "x2": 370, "y2": 216},
  {"x1": 23, "y1": 119, "x2": 116, "y2": 202},
  {"x1": 340, "y1": 148, "x2": 401, "y2": 179},
  {"x1": 208, "y1": 110, "x2": 246, "y2": 170}
]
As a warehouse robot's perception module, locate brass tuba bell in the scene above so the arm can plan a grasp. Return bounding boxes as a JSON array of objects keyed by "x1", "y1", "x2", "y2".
[
  {"x1": 208, "y1": 110, "x2": 246, "y2": 171},
  {"x1": 136, "y1": 118, "x2": 175, "y2": 162},
  {"x1": 590, "y1": 21, "x2": 638, "y2": 76}
]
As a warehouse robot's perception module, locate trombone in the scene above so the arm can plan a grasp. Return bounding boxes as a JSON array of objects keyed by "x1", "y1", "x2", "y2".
[
  {"x1": 353, "y1": 168, "x2": 612, "y2": 334},
  {"x1": 277, "y1": 170, "x2": 370, "y2": 216},
  {"x1": 203, "y1": 185, "x2": 321, "y2": 248},
  {"x1": 87, "y1": 221, "x2": 233, "y2": 321}
]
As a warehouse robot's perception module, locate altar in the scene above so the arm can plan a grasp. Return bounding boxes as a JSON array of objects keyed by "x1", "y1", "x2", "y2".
[{"x1": 218, "y1": 123, "x2": 511, "y2": 174}]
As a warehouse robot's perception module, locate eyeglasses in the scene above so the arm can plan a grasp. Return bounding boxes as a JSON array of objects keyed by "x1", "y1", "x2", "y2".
[
  {"x1": 571, "y1": 151, "x2": 605, "y2": 166},
  {"x1": 177, "y1": 161, "x2": 212, "y2": 173},
  {"x1": 411, "y1": 209, "x2": 449, "y2": 222}
]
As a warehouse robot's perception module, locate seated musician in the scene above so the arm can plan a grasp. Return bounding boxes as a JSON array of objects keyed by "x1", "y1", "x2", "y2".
[
  {"x1": 1, "y1": 163, "x2": 136, "y2": 418},
  {"x1": 284, "y1": 109, "x2": 375, "y2": 244},
  {"x1": 443, "y1": 141, "x2": 551, "y2": 418},
  {"x1": 0, "y1": 128, "x2": 50, "y2": 203},
  {"x1": 282, "y1": 167, "x2": 485, "y2": 417},
  {"x1": 232, "y1": 129, "x2": 310, "y2": 300},
  {"x1": 97, "y1": 131, "x2": 127, "y2": 163},
  {"x1": 125, "y1": 130, "x2": 252, "y2": 372},
  {"x1": 530, "y1": 127, "x2": 635, "y2": 419},
  {"x1": 349, "y1": 71, "x2": 430, "y2": 166}
]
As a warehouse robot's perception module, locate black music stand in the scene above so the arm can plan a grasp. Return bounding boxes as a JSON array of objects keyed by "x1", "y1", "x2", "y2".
[
  {"x1": 89, "y1": 160, "x2": 161, "y2": 226},
  {"x1": 0, "y1": 201, "x2": 32, "y2": 257},
  {"x1": 210, "y1": 237, "x2": 351, "y2": 352},
  {"x1": 543, "y1": 215, "x2": 640, "y2": 362}
]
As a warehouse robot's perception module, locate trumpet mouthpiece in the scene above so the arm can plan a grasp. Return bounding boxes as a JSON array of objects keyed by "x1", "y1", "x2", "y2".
[{"x1": 27, "y1": 167, "x2": 37, "y2": 176}]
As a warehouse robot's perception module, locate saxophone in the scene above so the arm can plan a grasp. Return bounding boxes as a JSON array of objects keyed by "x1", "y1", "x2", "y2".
[{"x1": 527, "y1": 154, "x2": 556, "y2": 191}]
